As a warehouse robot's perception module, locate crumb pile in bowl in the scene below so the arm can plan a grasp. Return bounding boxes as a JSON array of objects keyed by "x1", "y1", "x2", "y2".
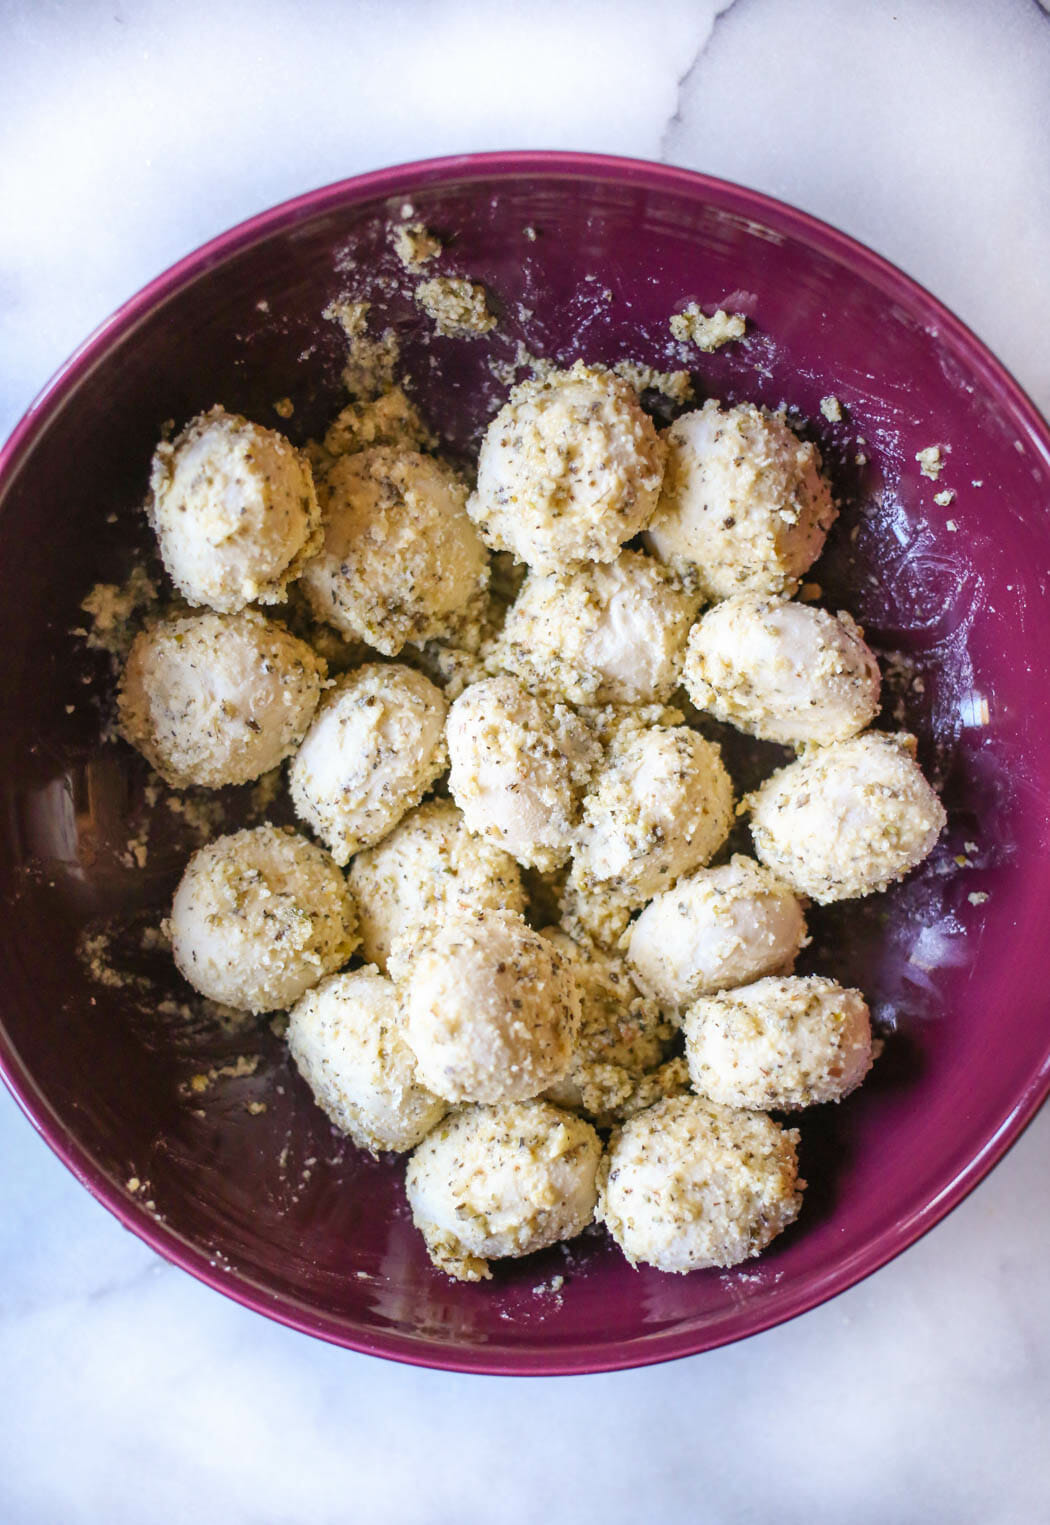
[{"x1": 2, "y1": 156, "x2": 1048, "y2": 1373}]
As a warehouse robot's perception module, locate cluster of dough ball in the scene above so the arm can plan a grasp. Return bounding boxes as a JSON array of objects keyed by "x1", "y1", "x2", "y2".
[{"x1": 116, "y1": 356, "x2": 947, "y2": 1287}]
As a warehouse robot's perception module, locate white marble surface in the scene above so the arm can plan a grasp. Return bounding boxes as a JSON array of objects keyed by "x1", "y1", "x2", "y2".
[{"x1": 2, "y1": 1, "x2": 1049, "y2": 1520}]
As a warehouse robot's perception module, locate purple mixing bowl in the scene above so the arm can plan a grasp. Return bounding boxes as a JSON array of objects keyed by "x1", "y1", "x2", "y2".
[{"x1": 1, "y1": 152, "x2": 1049, "y2": 1376}]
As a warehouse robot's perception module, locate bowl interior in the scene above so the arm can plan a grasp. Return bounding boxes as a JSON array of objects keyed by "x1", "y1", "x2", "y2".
[{"x1": 2, "y1": 156, "x2": 1049, "y2": 1374}]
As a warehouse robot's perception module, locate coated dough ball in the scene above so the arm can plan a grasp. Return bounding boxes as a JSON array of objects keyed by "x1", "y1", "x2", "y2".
[
  {"x1": 468, "y1": 363, "x2": 665, "y2": 571},
  {"x1": 349, "y1": 799, "x2": 525, "y2": 973},
  {"x1": 627, "y1": 855, "x2": 808, "y2": 1014},
  {"x1": 748, "y1": 731, "x2": 947, "y2": 903},
  {"x1": 287, "y1": 967, "x2": 446, "y2": 1153},
  {"x1": 541, "y1": 930, "x2": 672, "y2": 1125},
  {"x1": 494, "y1": 550, "x2": 701, "y2": 706},
  {"x1": 571, "y1": 726, "x2": 734, "y2": 906},
  {"x1": 646, "y1": 400, "x2": 836, "y2": 598},
  {"x1": 447, "y1": 676, "x2": 598, "y2": 872},
  {"x1": 288, "y1": 663, "x2": 448, "y2": 865},
  {"x1": 118, "y1": 609, "x2": 325, "y2": 789},
  {"x1": 148, "y1": 407, "x2": 321, "y2": 612},
  {"x1": 402, "y1": 910, "x2": 580, "y2": 1104},
  {"x1": 684, "y1": 974, "x2": 872, "y2": 1111},
  {"x1": 683, "y1": 594, "x2": 881, "y2": 746},
  {"x1": 169, "y1": 824, "x2": 357, "y2": 1014},
  {"x1": 299, "y1": 445, "x2": 488, "y2": 656},
  {"x1": 405, "y1": 1100, "x2": 602, "y2": 1281},
  {"x1": 597, "y1": 1094, "x2": 804, "y2": 1273}
]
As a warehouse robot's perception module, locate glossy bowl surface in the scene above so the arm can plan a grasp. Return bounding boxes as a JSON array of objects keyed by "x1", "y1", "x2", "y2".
[{"x1": 2, "y1": 152, "x2": 1049, "y2": 1375}]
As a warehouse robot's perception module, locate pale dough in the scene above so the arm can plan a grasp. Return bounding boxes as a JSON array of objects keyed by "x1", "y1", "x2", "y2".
[
  {"x1": 169, "y1": 824, "x2": 357, "y2": 1014},
  {"x1": 597, "y1": 1094, "x2": 803, "y2": 1273},
  {"x1": 401, "y1": 909, "x2": 580, "y2": 1104},
  {"x1": 119, "y1": 608, "x2": 325, "y2": 788},
  {"x1": 646, "y1": 400, "x2": 836, "y2": 599},
  {"x1": 748, "y1": 731, "x2": 947, "y2": 903},
  {"x1": 405, "y1": 1100, "x2": 602, "y2": 1280},
  {"x1": 300, "y1": 445, "x2": 488, "y2": 655},
  {"x1": 627, "y1": 855, "x2": 808, "y2": 1014},
  {"x1": 446, "y1": 675, "x2": 598, "y2": 872},
  {"x1": 349, "y1": 799, "x2": 525, "y2": 973},
  {"x1": 683, "y1": 594, "x2": 881, "y2": 746},
  {"x1": 288, "y1": 663, "x2": 448, "y2": 864},
  {"x1": 468, "y1": 362, "x2": 665, "y2": 571},
  {"x1": 148, "y1": 406, "x2": 321, "y2": 612},
  {"x1": 684, "y1": 973, "x2": 873, "y2": 1111},
  {"x1": 493, "y1": 549, "x2": 700, "y2": 706},
  {"x1": 287, "y1": 967, "x2": 446, "y2": 1153}
]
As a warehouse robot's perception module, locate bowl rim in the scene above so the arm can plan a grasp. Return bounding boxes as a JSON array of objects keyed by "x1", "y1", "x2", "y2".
[{"x1": 2, "y1": 148, "x2": 1049, "y2": 1377}]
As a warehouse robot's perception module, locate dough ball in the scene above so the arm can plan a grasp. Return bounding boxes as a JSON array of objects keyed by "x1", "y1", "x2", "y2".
[
  {"x1": 169, "y1": 824, "x2": 357, "y2": 1013},
  {"x1": 401, "y1": 910, "x2": 580, "y2": 1104},
  {"x1": 571, "y1": 726, "x2": 734, "y2": 906},
  {"x1": 148, "y1": 407, "x2": 321, "y2": 612},
  {"x1": 541, "y1": 930, "x2": 673, "y2": 1124},
  {"x1": 447, "y1": 675, "x2": 598, "y2": 872},
  {"x1": 118, "y1": 608, "x2": 325, "y2": 789},
  {"x1": 494, "y1": 550, "x2": 701, "y2": 706},
  {"x1": 597, "y1": 1094, "x2": 804, "y2": 1273},
  {"x1": 405, "y1": 1100, "x2": 602, "y2": 1281},
  {"x1": 748, "y1": 731, "x2": 946, "y2": 903},
  {"x1": 684, "y1": 974, "x2": 872, "y2": 1111},
  {"x1": 683, "y1": 594, "x2": 880, "y2": 746},
  {"x1": 627, "y1": 855, "x2": 808, "y2": 1013},
  {"x1": 287, "y1": 967, "x2": 446, "y2": 1153},
  {"x1": 288, "y1": 663, "x2": 448, "y2": 865},
  {"x1": 468, "y1": 363, "x2": 665, "y2": 571},
  {"x1": 646, "y1": 400, "x2": 836, "y2": 599},
  {"x1": 348, "y1": 799, "x2": 525, "y2": 972},
  {"x1": 299, "y1": 445, "x2": 488, "y2": 656}
]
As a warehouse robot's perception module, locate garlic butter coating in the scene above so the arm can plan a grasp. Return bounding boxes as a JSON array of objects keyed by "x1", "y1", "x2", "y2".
[
  {"x1": 169, "y1": 824, "x2": 357, "y2": 1014},
  {"x1": 148, "y1": 407, "x2": 322, "y2": 612},
  {"x1": 597, "y1": 1095, "x2": 803, "y2": 1273},
  {"x1": 571, "y1": 725, "x2": 734, "y2": 906},
  {"x1": 748, "y1": 731, "x2": 946, "y2": 903},
  {"x1": 683, "y1": 594, "x2": 881, "y2": 747},
  {"x1": 287, "y1": 967, "x2": 446, "y2": 1154},
  {"x1": 300, "y1": 445, "x2": 488, "y2": 655},
  {"x1": 469, "y1": 363, "x2": 665, "y2": 571},
  {"x1": 684, "y1": 974, "x2": 873, "y2": 1111},
  {"x1": 401, "y1": 909, "x2": 580, "y2": 1104},
  {"x1": 349, "y1": 799, "x2": 524, "y2": 972},
  {"x1": 406, "y1": 1100, "x2": 602, "y2": 1281},
  {"x1": 627, "y1": 855, "x2": 807, "y2": 1014},
  {"x1": 447, "y1": 675, "x2": 598, "y2": 872},
  {"x1": 494, "y1": 550, "x2": 701, "y2": 706},
  {"x1": 289, "y1": 663, "x2": 448, "y2": 865},
  {"x1": 118, "y1": 608, "x2": 325, "y2": 789},
  {"x1": 646, "y1": 400, "x2": 836, "y2": 599}
]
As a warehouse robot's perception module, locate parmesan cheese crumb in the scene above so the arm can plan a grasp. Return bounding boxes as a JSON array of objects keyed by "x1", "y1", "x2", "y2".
[
  {"x1": 610, "y1": 361, "x2": 694, "y2": 405},
  {"x1": 968, "y1": 891, "x2": 989, "y2": 906},
  {"x1": 415, "y1": 277, "x2": 496, "y2": 338},
  {"x1": 80, "y1": 565, "x2": 158, "y2": 658},
  {"x1": 669, "y1": 305, "x2": 747, "y2": 351},
  {"x1": 916, "y1": 445, "x2": 944, "y2": 479},
  {"x1": 933, "y1": 489, "x2": 956, "y2": 506},
  {"x1": 323, "y1": 297, "x2": 399, "y2": 399},
  {"x1": 819, "y1": 395, "x2": 844, "y2": 423},
  {"x1": 392, "y1": 221, "x2": 442, "y2": 271}
]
